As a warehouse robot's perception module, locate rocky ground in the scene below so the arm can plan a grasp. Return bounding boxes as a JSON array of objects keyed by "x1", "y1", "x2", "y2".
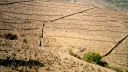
[
  {"x1": 0, "y1": 38, "x2": 115, "y2": 72},
  {"x1": 0, "y1": 0, "x2": 128, "y2": 72}
]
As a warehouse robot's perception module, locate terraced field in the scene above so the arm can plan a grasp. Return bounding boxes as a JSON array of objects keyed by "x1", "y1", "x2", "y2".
[
  {"x1": 0, "y1": 0, "x2": 128, "y2": 71},
  {"x1": 45, "y1": 8, "x2": 128, "y2": 69}
]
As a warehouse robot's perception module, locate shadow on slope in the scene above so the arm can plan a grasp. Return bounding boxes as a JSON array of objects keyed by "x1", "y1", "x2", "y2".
[{"x1": 0, "y1": 58, "x2": 44, "y2": 67}]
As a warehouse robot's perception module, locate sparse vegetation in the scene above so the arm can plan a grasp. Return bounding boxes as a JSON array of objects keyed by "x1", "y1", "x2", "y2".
[
  {"x1": 5, "y1": 33, "x2": 18, "y2": 40},
  {"x1": 69, "y1": 50, "x2": 107, "y2": 66},
  {"x1": 69, "y1": 49, "x2": 125, "y2": 72},
  {"x1": 23, "y1": 39, "x2": 28, "y2": 43},
  {"x1": 69, "y1": 49, "x2": 81, "y2": 59},
  {"x1": 83, "y1": 51, "x2": 107, "y2": 67},
  {"x1": 83, "y1": 51, "x2": 125, "y2": 72}
]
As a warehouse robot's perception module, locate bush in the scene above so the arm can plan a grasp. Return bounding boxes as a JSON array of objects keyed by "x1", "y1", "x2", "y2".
[
  {"x1": 69, "y1": 50, "x2": 81, "y2": 59},
  {"x1": 83, "y1": 51, "x2": 107, "y2": 67},
  {"x1": 6, "y1": 33, "x2": 18, "y2": 40},
  {"x1": 23, "y1": 39, "x2": 28, "y2": 43}
]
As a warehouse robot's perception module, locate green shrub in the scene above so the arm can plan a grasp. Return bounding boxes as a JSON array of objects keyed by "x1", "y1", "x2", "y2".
[
  {"x1": 83, "y1": 51, "x2": 107, "y2": 67},
  {"x1": 69, "y1": 50, "x2": 81, "y2": 59},
  {"x1": 23, "y1": 39, "x2": 28, "y2": 43}
]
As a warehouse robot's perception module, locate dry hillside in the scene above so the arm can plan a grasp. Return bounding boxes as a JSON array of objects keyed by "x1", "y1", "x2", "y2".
[{"x1": 0, "y1": 0, "x2": 128, "y2": 72}]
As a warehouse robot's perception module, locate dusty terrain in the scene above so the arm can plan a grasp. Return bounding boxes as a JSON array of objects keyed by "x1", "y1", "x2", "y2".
[{"x1": 0, "y1": 0, "x2": 128, "y2": 72}]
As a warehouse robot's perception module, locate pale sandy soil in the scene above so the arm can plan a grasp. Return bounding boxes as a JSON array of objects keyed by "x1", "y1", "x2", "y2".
[{"x1": 0, "y1": 0, "x2": 128, "y2": 72}]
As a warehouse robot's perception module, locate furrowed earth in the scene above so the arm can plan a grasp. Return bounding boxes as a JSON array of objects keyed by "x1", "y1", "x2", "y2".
[{"x1": 0, "y1": 0, "x2": 128, "y2": 72}]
